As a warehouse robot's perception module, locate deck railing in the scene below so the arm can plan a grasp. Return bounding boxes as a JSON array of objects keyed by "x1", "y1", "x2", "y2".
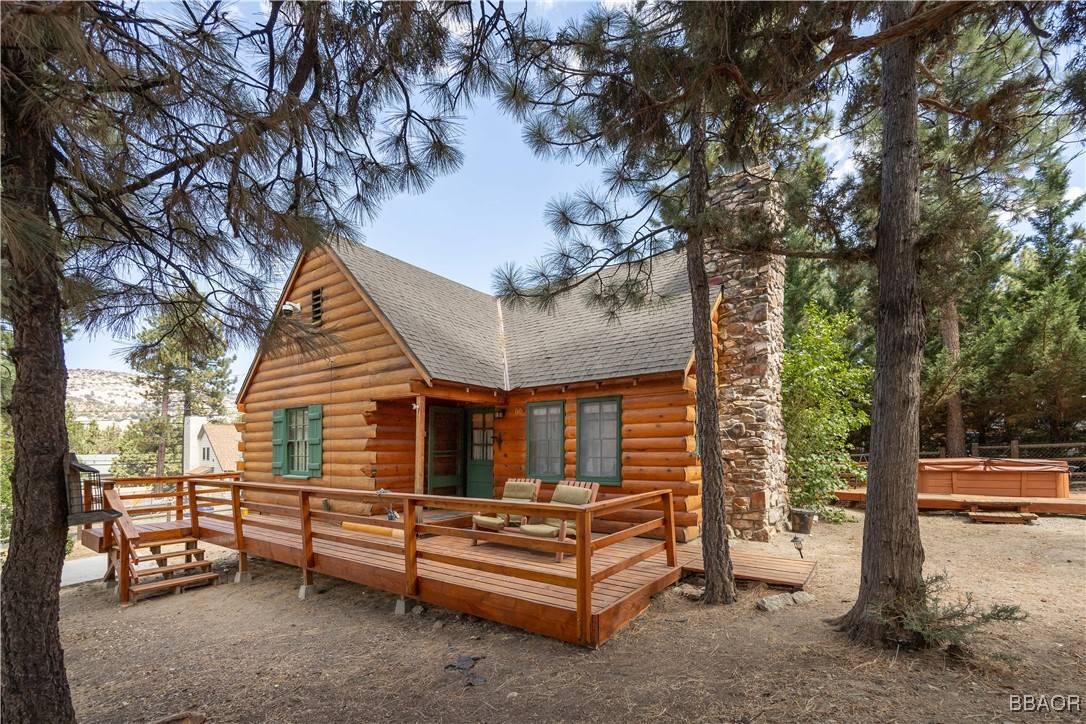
[
  {"x1": 198, "y1": 480, "x2": 677, "y2": 645},
  {"x1": 89, "y1": 472, "x2": 240, "y2": 524}
]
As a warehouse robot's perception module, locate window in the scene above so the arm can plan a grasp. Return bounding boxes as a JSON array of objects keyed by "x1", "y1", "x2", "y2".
[
  {"x1": 286, "y1": 408, "x2": 308, "y2": 473},
  {"x1": 470, "y1": 411, "x2": 495, "y2": 462},
  {"x1": 272, "y1": 405, "x2": 323, "y2": 478},
  {"x1": 311, "y1": 287, "x2": 323, "y2": 325},
  {"x1": 527, "y1": 401, "x2": 564, "y2": 481},
  {"x1": 202, "y1": 447, "x2": 212, "y2": 461},
  {"x1": 576, "y1": 397, "x2": 621, "y2": 484}
]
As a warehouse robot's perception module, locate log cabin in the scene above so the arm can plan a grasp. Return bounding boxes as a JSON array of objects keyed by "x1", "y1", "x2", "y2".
[{"x1": 237, "y1": 174, "x2": 791, "y2": 544}]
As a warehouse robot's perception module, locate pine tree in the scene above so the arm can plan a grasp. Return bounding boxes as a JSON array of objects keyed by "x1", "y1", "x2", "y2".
[
  {"x1": 495, "y1": 1, "x2": 984, "y2": 607},
  {"x1": 125, "y1": 305, "x2": 235, "y2": 476},
  {"x1": 0, "y1": 2, "x2": 519, "y2": 718}
]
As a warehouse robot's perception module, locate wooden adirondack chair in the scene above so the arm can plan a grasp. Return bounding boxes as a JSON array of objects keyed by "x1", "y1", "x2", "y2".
[
  {"x1": 470, "y1": 478, "x2": 543, "y2": 544},
  {"x1": 518, "y1": 480, "x2": 600, "y2": 562}
]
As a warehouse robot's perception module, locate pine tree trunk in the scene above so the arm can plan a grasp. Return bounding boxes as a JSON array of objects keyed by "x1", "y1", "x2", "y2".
[
  {"x1": 830, "y1": 0, "x2": 926, "y2": 644},
  {"x1": 0, "y1": 42, "x2": 78, "y2": 724},
  {"x1": 939, "y1": 295, "x2": 966, "y2": 457},
  {"x1": 686, "y1": 98, "x2": 737, "y2": 605},
  {"x1": 935, "y1": 110, "x2": 966, "y2": 459},
  {"x1": 156, "y1": 389, "x2": 169, "y2": 478}
]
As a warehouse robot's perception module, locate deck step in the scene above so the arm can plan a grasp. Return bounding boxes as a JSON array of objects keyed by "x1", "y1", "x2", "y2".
[
  {"x1": 968, "y1": 510, "x2": 1037, "y2": 524},
  {"x1": 133, "y1": 536, "x2": 200, "y2": 548},
  {"x1": 131, "y1": 559, "x2": 212, "y2": 579},
  {"x1": 133, "y1": 549, "x2": 205, "y2": 564},
  {"x1": 129, "y1": 571, "x2": 219, "y2": 595}
]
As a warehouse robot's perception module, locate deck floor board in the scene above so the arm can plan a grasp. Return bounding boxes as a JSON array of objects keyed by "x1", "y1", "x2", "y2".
[{"x1": 87, "y1": 511, "x2": 818, "y2": 645}]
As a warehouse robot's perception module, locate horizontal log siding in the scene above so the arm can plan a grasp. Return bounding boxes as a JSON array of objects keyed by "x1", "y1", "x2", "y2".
[
  {"x1": 239, "y1": 249, "x2": 422, "y2": 514},
  {"x1": 493, "y1": 373, "x2": 702, "y2": 542}
]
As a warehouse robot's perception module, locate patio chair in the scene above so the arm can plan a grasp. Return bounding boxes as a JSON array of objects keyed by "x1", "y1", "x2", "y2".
[
  {"x1": 518, "y1": 480, "x2": 600, "y2": 562},
  {"x1": 470, "y1": 478, "x2": 542, "y2": 545}
]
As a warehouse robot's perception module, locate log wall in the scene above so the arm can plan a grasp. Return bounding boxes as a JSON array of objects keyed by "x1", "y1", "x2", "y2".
[
  {"x1": 493, "y1": 372, "x2": 703, "y2": 542},
  {"x1": 238, "y1": 249, "x2": 422, "y2": 514}
]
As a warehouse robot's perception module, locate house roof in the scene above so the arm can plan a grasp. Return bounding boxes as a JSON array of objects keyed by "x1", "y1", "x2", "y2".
[
  {"x1": 330, "y1": 240, "x2": 712, "y2": 390},
  {"x1": 201, "y1": 423, "x2": 241, "y2": 470},
  {"x1": 334, "y1": 240, "x2": 506, "y2": 389}
]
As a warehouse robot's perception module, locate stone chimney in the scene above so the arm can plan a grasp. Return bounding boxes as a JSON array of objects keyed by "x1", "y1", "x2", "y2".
[
  {"x1": 181, "y1": 415, "x2": 208, "y2": 474},
  {"x1": 704, "y1": 165, "x2": 789, "y2": 541}
]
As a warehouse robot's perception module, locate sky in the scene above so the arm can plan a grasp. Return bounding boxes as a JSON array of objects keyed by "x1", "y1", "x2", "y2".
[{"x1": 63, "y1": 1, "x2": 1086, "y2": 391}]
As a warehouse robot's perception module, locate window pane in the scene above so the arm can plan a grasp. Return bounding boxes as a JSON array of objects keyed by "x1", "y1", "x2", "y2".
[
  {"x1": 286, "y1": 407, "x2": 309, "y2": 473},
  {"x1": 578, "y1": 398, "x2": 619, "y2": 481},
  {"x1": 528, "y1": 403, "x2": 563, "y2": 477}
]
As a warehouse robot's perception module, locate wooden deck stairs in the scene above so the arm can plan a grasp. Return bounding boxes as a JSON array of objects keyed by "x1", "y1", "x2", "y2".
[
  {"x1": 98, "y1": 488, "x2": 222, "y2": 605},
  {"x1": 965, "y1": 500, "x2": 1038, "y2": 525},
  {"x1": 123, "y1": 537, "x2": 219, "y2": 602}
]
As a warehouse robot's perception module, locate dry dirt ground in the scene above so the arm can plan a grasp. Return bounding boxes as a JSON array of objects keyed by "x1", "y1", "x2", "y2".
[{"x1": 61, "y1": 510, "x2": 1086, "y2": 724}]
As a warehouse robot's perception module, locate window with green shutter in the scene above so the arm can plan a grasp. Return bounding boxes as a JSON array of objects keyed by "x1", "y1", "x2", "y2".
[
  {"x1": 272, "y1": 405, "x2": 323, "y2": 478},
  {"x1": 576, "y1": 396, "x2": 621, "y2": 485},
  {"x1": 527, "y1": 401, "x2": 564, "y2": 482}
]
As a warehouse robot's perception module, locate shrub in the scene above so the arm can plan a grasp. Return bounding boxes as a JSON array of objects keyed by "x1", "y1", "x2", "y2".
[
  {"x1": 782, "y1": 304, "x2": 871, "y2": 520},
  {"x1": 873, "y1": 572, "x2": 1026, "y2": 663}
]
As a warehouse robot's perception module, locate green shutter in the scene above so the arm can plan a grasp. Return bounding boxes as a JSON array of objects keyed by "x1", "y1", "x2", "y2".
[
  {"x1": 306, "y1": 404, "x2": 323, "y2": 477},
  {"x1": 271, "y1": 409, "x2": 286, "y2": 475}
]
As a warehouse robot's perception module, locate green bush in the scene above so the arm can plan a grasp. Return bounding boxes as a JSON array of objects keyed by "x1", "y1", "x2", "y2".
[{"x1": 782, "y1": 304, "x2": 871, "y2": 521}]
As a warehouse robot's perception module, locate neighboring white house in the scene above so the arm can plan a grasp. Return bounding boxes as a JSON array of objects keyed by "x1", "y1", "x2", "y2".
[{"x1": 182, "y1": 416, "x2": 241, "y2": 474}]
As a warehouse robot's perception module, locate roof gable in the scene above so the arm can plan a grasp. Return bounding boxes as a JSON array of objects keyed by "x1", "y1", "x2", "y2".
[
  {"x1": 200, "y1": 423, "x2": 241, "y2": 470},
  {"x1": 332, "y1": 240, "x2": 506, "y2": 389}
]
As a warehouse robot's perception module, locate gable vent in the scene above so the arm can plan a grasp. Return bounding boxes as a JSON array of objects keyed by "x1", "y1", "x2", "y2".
[{"x1": 311, "y1": 287, "x2": 324, "y2": 326}]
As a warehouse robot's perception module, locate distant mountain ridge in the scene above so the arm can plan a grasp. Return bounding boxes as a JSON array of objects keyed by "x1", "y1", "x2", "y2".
[
  {"x1": 67, "y1": 369, "x2": 237, "y2": 423},
  {"x1": 67, "y1": 369, "x2": 154, "y2": 421}
]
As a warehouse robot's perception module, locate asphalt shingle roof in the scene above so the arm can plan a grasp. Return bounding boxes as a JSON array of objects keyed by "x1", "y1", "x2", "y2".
[{"x1": 331, "y1": 240, "x2": 704, "y2": 390}]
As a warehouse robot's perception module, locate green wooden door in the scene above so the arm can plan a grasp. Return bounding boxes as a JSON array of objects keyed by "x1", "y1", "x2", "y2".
[
  {"x1": 427, "y1": 406, "x2": 463, "y2": 494},
  {"x1": 465, "y1": 407, "x2": 495, "y2": 498}
]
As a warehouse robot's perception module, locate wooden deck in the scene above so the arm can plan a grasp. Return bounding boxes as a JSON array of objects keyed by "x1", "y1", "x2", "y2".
[
  {"x1": 195, "y1": 515, "x2": 680, "y2": 646},
  {"x1": 83, "y1": 475, "x2": 821, "y2": 647},
  {"x1": 678, "y1": 549, "x2": 817, "y2": 589},
  {"x1": 833, "y1": 487, "x2": 1086, "y2": 516}
]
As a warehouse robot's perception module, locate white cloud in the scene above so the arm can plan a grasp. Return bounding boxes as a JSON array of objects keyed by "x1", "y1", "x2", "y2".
[
  {"x1": 817, "y1": 134, "x2": 857, "y2": 181},
  {"x1": 1065, "y1": 185, "x2": 1084, "y2": 202}
]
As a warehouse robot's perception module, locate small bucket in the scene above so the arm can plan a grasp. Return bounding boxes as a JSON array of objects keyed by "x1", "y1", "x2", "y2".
[{"x1": 790, "y1": 508, "x2": 818, "y2": 534}]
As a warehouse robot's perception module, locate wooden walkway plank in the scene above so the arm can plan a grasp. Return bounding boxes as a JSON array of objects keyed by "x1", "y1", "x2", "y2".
[{"x1": 679, "y1": 550, "x2": 817, "y2": 589}]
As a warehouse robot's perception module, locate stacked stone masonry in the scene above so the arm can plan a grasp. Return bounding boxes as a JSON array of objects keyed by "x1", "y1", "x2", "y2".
[{"x1": 704, "y1": 166, "x2": 790, "y2": 541}]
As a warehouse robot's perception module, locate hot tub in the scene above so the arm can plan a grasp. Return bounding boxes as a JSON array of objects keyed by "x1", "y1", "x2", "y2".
[{"x1": 917, "y1": 458, "x2": 1070, "y2": 498}]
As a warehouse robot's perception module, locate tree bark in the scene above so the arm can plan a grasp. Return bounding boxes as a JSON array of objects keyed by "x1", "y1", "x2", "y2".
[
  {"x1": 939, "y1": 295, "x2": 966, "y2": 457},
  {"x1": 686, "y1": 97, "x2": 737, "y2": 605},
  {"x1": 0, "y1": 40, "x2": 78, "y2": 723},
  {"x1": 830, "y1": 0, "x2": 926, "y2": 644},
  {"x1": 935, "y1": 109, "x2": 966, "y2": 459},
  {"x1": 156, "y1": 388, "x2": 169, "y2": 478}
]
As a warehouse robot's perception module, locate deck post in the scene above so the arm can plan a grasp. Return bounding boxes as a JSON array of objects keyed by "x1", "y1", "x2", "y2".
[
  {"x1": 404, "y1": 497, "x2": 419, "y2": 596},
  {"x1": 235, "y1": 553, "x2": 251, "y2": 584},
  {"x1": 299, "y1": 490, "x2": 314, "y2": 568},
  {"x1": 299, "y1": 568, "x2": 316, "y2": 599},
  {"x1": 231, "y1": 484, "x2": 251, "y2": 583},
  {"x1": 575, "y1": 509, "x2": 593, "y2": 646},
  {"x1": 298, "y1": 490, "x2": 316, "y2": 599},
  {"x1": 174, "y1": 480, "x2": 184, "y2": 521},
  {"x1": 187, "y1": 480, "x2": 201, "y2": 539},
  {"x1": 414, "y1": 395, "x2": 426, "y2": 493},
  {"x1": 662, "y1": 491, "x2": 677, "y2": 567},
  {"x1": 117, "y1": 531, "x2": 132, "y2": 606}
]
